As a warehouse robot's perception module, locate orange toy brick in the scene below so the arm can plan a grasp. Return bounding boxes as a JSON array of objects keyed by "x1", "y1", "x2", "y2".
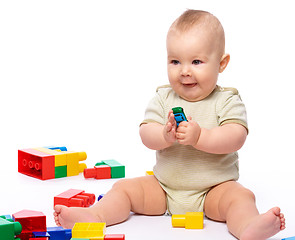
[{"x1": 54, "y1": 189, "x2": 95, "y2": 207}]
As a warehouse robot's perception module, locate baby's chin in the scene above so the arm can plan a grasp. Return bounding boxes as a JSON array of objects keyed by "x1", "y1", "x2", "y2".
[
  {"x1": 179, "y1": 94, "x2": 204, "y2": 102},
  {"x1": 178, "y1": 90, "x2": 211, "y2": 102},
  {"x1": 176, "y1": 85, "x2": 216, "y2": 102}
]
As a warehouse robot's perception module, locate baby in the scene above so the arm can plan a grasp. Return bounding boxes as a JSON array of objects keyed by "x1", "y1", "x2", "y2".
[{"x1": 54, "y1": 10, "x2": 285, "y2": 239}]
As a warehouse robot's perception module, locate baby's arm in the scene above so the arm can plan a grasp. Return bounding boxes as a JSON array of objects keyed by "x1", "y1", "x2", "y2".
[
  {"x1": 140, "y1": 110, "x2": 177, "y2": 150},
  {"x1": 177, "y1": 120, "x2": 247, "y2": 154},
  {"x1": 195, "y1": 123, "x2": 247, "y2": 154}
]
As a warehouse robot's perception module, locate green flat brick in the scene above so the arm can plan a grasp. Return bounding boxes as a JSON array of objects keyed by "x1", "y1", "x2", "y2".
[
  {"x1": 55, "y1": 165, "x2": 67, "y2": 178},
  {"x1": 102, "y1": 159, "x2": 125, "y2": 178}
]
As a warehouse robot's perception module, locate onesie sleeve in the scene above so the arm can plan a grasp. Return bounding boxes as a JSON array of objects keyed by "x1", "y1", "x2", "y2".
[
  {"x1": 217, "y1": 88, "x2": 248, "y2": 132},
  {"x1": 140, "y1": 90, "x2": 166, "y2": 126}
]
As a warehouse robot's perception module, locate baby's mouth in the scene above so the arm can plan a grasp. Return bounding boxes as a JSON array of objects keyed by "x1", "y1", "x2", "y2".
[{"x1": 182, "y1": 83, "x2": 197, "y2": 88}]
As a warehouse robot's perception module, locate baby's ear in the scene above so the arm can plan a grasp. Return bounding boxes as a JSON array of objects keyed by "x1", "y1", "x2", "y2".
[{"x1": 219, "y1": 54, "x2": 230, "y2": 73}]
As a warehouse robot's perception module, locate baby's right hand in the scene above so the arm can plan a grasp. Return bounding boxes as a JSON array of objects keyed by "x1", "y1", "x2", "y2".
[{"x1": 163, "y1": 110, "x2": 177, "y2": 144}]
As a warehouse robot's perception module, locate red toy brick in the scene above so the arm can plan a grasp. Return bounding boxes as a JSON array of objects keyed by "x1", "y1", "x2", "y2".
[
  {"x1": 54, "y1": 189, "x2": 95, "y2": 207},
  {"x1": 104, "y1": 234, "x2": 125, "y2": 240},
  {"x1": 84, "y1": 165, "x2": 111, "y2": 179},
  {"x1": 29, "y1": 238, "x2": 48, "y2": 240},
  {"x1": 18, "y1": 149, "x2": 55, "y2": 180},
  {"x1": 13, "y1": 209, "x2": 46, "y2": 240}
]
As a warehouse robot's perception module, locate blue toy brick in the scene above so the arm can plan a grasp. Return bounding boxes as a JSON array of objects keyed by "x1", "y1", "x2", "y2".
[
  {"x1": 44, "y1": 146, "x2": 68, "y2": 151},
  {"x1": 172, "y1": 107, "x2": 187, "y2": 127},
  {"x1": 282, "y1": 237, "x2": 295, "y2": 240},
  {"x1": 47, "y1": 226, "x2": 72, "y2": 240},
  {"x1": 33, "y1": 231, "x2": 50, "y2": 238},
  {"x1": 97, "y1": 194, "x2": 105, "y2": 201}
]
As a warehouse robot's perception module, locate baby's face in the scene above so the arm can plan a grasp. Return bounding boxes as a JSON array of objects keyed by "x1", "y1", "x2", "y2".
[{"x1": 167, "y1": 26, "x2": 224, "y2": 102}]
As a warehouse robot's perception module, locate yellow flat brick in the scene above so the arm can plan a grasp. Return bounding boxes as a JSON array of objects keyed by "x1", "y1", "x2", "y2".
[{"x1": 72, "y1": 222, "x2": 106, "y2": 238}]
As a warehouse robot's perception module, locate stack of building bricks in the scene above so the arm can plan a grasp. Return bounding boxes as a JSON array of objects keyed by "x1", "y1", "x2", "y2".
[
  {"x1": 83, "y1": 160, "x2": 125, "y2": 180},
  {"x1": 72, "y1": 222, "x2": 125, "y2": 240},
  {"x1": 1, "y1": 209, "x2": 72, "y2": 240},
  {"x1": 18, "y1": 146, "x2": 87, "y2": 180}
]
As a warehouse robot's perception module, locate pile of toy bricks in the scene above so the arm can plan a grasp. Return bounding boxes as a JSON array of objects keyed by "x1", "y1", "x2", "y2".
[
  {"x1": 1, "y1": 209, "x2": 71, "y2": 240},
  {"x1": 1, "y1": 210, "x2": 125, "y2": 240},
  {"x1": 18, "y1": 146, "x2": 87, "y2": 180},
  {"x1": 72, "y1": 222, "x2": 125, "y2": 240},
  {"x1": 83, "y1": 160, "x2": 125, "y2": 180}
]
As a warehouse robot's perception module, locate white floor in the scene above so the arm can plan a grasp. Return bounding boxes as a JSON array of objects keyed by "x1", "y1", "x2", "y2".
[
  {"x1": 1, "y1": 164, "x2": 294, "y2": 240},
  {"x1": 1, "y1": 1, "x2": 295, "y2": 239}
]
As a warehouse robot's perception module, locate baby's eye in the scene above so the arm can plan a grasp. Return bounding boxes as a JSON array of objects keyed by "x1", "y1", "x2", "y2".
[
  {"x1": 192, "y1": 60, "x2": 202, "y2": 65},
  {"x1": 171, "y1": 60, "x2": 180, "y2": 65}
]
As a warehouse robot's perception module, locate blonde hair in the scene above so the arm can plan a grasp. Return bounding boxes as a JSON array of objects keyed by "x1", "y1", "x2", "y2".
[{"x1": 169, "y1": 9, "x2": 225, "y2": 57}]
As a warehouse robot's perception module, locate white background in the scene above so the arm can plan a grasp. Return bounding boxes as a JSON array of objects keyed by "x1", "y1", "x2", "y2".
[{"x1": 1, "y1": 0, "x2": 295, "y2": 239}]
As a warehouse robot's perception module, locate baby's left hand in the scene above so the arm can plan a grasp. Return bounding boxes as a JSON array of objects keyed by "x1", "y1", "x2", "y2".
[{"x1": 176, "y1": 116, "x2": 201, "y2": 146}]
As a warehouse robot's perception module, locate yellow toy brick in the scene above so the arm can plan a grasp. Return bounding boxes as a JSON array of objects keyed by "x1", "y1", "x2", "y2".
[
  {"x1": 145, "y1": 171, "x2": 154, "y2": 176},
  {"x1": 172, "y1": 212, "x2": 203, "y2": 229},
  {"x1": 66, "y1": 151, "x2": 87, "y2": 176},
  {"x1": 185, "y1": 212, "x2": 203, "y2": 229},
  {"x1": 72, "y1": 222, "x2": 106, "y2": 239}
]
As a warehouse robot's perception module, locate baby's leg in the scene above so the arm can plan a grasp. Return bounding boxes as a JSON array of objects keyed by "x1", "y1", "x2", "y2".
[
  {"x1": 54, "y1": 175, "x2": 167, "y2": 229},
  {"x1": 204, "y1": 181, "x2": 285, "y2": 240}
]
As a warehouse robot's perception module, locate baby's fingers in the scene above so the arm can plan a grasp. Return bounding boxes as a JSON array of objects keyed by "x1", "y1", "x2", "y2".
[
  {"x1": 168, "y1": 111, "x2": 176, "y2": 124},
  {"x1": 165, "y1": 121, "x2": 172, "y2": 132}
]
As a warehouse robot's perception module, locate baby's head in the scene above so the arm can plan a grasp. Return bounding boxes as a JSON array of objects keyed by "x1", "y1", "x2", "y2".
[{"x1": 167, "y1": 10, "x2": 230, "y2": 101}]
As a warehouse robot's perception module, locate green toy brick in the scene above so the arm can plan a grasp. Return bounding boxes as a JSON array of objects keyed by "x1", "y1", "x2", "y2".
[
  {"x1": 55, "y1": 165, "x2": 67, "y2": 178},
  {"x1": 102, "y1": 159, "x2": 125, "y2": 178},
  {"x1": 95, "y1": 161, "x2": 105, "y2": 166},
  {"x1": 0, "y1": 217, "x2": 22, "y2": 240}
]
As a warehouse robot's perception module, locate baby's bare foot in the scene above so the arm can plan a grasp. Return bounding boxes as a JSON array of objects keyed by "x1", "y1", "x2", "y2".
[
  {"x1": 54, "y1": 205, "x2": 102, "y2": 229},
  {"x1": 240, "y1": 207, "x2": 285, "y2": 240}
]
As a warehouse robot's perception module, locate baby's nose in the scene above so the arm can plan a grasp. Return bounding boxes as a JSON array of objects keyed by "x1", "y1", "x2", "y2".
[{"x1": 181, "y1": 65, "x2": 192, "y2": 76}]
